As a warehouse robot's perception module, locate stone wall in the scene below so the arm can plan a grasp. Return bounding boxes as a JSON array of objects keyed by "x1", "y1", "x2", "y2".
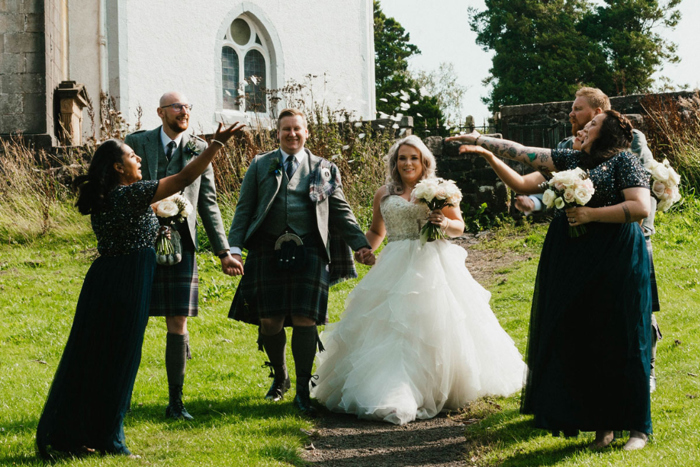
[{"x1": 0, "y1": 0, "x2": 65, "y2": 147}]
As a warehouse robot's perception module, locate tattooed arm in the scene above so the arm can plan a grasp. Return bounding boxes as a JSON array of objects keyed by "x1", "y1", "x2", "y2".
[
  {"x1": 457, "y1": 145, "x2": 546, "y2": 194},
  {"x1": 446, "y1": 131, "x2": 556, "y2": 176},
  {"x1": 565, "y1": 187, "x2": 650, "y2": 226}
]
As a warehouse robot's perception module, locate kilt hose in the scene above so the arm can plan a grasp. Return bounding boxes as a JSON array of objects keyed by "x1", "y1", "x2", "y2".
[
  {"x1": 229, "y1": 242, "x2": 330, "y2": 327},
  {"x1": 150, "y1": 227, "x2": 199, "y2": 317}
]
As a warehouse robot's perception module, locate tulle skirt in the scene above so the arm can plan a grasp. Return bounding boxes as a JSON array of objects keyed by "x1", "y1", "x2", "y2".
[
  {"x1": 36, "y1": 248, "x2": 156, "y2": 457},
  {"x1": 313, "y1": 239, "x2": 526, "y2": 425}
]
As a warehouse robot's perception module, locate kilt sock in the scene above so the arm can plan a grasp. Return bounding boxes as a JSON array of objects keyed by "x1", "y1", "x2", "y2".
[{"x1": 261, "y1": 328, "x2": 288, "y2": 379}]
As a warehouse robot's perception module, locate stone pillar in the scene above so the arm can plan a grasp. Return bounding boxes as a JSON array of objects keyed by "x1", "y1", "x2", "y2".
[{"x1": 54, "y1": 81, "x2": 89, "y2": 146}]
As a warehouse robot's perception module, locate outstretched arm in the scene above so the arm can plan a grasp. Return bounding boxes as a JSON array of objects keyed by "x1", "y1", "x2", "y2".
[
  {"x1": 461, "y1": 145, "x2": 546, "y2": 194},
  {"x1": 446, "y1": 131, "x2": 556, "y2": 177}
]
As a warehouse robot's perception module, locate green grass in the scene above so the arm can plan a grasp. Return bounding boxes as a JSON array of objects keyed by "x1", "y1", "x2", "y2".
[{"x1": 1, "y1": 200, "x2": 699, "y2": 466}]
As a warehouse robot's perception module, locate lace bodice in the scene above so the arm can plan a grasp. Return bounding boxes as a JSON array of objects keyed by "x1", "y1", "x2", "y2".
[{"x1": 381, "y1": 195, "x2": 429, "y2": 242}]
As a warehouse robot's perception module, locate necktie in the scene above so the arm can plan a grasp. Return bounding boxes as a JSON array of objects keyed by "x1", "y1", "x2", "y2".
[
  {"x1": 165, "y1": 141, "x2": 176, "y2": 162},
  {"x1": 285, "y1": 157, "x2": 297, "y2": 179}
]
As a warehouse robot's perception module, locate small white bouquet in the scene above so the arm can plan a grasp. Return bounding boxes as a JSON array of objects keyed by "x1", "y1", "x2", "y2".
[
  {"x1": 541, "y1": 167, "x2": 595, "y2": 237},
  {"x1": 412, "y1": 178, "x2": 463, "y2": 244},
  {"x1": 152, "y1": 193, "x2": 193, "y2": 265},
  {"x1": 645, "y1": 158, "x2": 681, "y2": 212}
]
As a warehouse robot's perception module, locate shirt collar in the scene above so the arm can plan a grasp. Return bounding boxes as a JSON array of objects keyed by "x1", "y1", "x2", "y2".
[
  {"x1": 280, "y1": 148, "x2": 304, "y2": 164},
  {"x1": 160, "y1": 127, "x2": 184, "y2": 152}
]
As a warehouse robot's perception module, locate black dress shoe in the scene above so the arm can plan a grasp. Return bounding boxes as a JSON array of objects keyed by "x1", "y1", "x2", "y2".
[
  {"x1": 166, "y1": 385, "x2": 194, "y2": 421},
  {"x1": 293, "y1": 388, "x2": 317, "y2": 417},
  {"x1": 265, "y1": 377, "x2": 291, "y2": 401}
]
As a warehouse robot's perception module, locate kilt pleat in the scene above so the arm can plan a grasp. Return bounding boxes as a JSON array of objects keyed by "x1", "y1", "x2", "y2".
[
  {"x1": 150, "y1": 241, "x2": 198, "y2": 317},
  {"x1": 229, "y1": 245, "x2": 329, "y2": 326}
]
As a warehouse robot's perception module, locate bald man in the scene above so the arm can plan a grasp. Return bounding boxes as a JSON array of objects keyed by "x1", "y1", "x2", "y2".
[{"x1": 125, "y1": 92, "x2": 237, "y2": 420}]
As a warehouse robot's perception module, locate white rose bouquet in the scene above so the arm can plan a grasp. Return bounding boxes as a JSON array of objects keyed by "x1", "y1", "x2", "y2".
[
  {"x1": 412, "y1": 178, "x2": 463, "y2": 244},
  {"x1": 151, "y1": 193, "x2": 193, "y2": 265},
  {"x1": 645, "y1": 158, "x2": 681, "y2": 212},
  {"x1": 541, "y1": 167, "x2": 595, "y2": 237}
]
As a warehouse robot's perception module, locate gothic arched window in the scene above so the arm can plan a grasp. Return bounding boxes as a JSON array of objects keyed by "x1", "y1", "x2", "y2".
[{"x1": 221, "y1": 15, "x2": 269, "y2": 113}]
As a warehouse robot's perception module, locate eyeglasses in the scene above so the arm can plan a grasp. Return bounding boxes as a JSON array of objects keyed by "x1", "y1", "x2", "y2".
[{"x1": 161, "y1": 103, "x2": 193, "y2": 112}]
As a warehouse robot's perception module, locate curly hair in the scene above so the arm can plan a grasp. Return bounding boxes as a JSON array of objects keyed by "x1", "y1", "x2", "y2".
[
  {"x1": 384, "y1": 135, "x2": 437, "y2": 196},
  {"x1": 74, "y1": 139, "x2": 127, "y2": 214},
  {"x1": 586, "y1": 110, "x2": 634, "y2": 166}
]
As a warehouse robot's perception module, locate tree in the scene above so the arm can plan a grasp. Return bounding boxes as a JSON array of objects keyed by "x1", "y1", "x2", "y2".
[
  {"x1": 579, "y1": 0, "x2": 682, "y2": 96},
  {"x1": 373, "y1": 1, "x2": 445, "y2": 135},
  {"x1": 413, "y1": 62, "x2": 470, "y2": 125},
  {"x1": 470, "y1": 0, "x2": 682, "y2": 111}
]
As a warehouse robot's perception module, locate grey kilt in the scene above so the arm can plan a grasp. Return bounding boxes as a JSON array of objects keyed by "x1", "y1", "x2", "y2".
[
  {"x1": 150, "y1": 228, "x2": 199, "y2": 317},
  {"x1": 646, "y1": 237, "x2": 660, "y2": 313},
  {"x1": 229, "y1": 242, "x2": 330, "y2": 326}
]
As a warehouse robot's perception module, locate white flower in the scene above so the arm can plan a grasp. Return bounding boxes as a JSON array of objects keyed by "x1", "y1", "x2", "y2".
[
  {"x1": 563, "y1": 188, "x2": 576, "y2": 204},
  {"x1": 413, "y1": 179, "x2": 440, "y2": 202},
  {"x1": 652, "y1": 180, "x2": 667, "y2": 199},
  {"x1": 156, "y1": 200, "x2": 179, "y2": 218},
  {"x1": 573, "y1": 187, "x2": 593, "y2": 205},
  {"x1": 542, "y1": 189, "x2": 556, "y2": 208},
  {"x1": 668, "y1": 166, "x2": 681, "y2": 185},
  {"x1": 554, "y1": 197, "x2": 565, "y2": 209},
  {"x1": 651, "y1": 164, "x2": 670, "y2": 182}
]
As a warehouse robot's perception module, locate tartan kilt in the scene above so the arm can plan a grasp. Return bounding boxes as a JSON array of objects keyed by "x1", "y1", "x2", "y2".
[
  {"x1": 229, "y1": 244, "x2": 330, "y2": 326},
  {"x1": 646, "y1": 238, "x2": 660, "y2": 312},
  {"x1": 150, "y1": 237, "x2": 199, "y2": 317}
]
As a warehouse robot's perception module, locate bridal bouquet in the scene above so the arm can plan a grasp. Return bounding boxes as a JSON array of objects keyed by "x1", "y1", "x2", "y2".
[
  {"x1": 541, "y1": 168, "x2": 595, "y2": 238},
  {"x1": 412, "y1": 178, "x2": 463, "y2": 244},
  {"x1": 645, "y1": 158, "x2": 681, "y2": 212},
  {"x1": 152, "y1": 193, "x2": 193, "y2": 265}
]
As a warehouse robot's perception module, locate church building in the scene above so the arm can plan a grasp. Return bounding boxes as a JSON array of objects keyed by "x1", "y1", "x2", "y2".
[{"x1": 0, "y1": 0, "x2": 376, "y2": 147}]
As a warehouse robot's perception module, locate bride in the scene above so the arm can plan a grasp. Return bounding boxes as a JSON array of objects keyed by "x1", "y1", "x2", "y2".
[{"x1": 312, "y1": 135, "x2": 526, "y2": 425}]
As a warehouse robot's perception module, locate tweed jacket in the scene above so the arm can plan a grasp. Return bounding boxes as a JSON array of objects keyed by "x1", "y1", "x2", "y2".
[
  {"x1": 228, "y1": 148, "x2": 369, "y2": 262},
  {"x1": 124, "y1": 127, "x2": 229, "y2": 253}
]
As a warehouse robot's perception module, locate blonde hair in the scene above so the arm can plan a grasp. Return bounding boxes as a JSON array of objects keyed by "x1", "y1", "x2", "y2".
[
  {"x1": 575, "y1": 87, "x2": 611, "y2": 111},
  {"x1": 384, "y1": 135, "x2": 436, "y2": 195}
]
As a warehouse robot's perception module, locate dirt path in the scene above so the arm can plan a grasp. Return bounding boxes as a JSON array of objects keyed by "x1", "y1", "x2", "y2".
[{"x1": 302, "y1": 232, "x2": 534, "y2": 466}]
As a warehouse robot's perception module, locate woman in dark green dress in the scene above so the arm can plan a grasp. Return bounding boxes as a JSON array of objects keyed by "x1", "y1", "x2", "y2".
[
  {"x1": 36, "y1": 122, "x2": 243, "y2": 459},
  {"x1": 447, "y1": 110, "x2": 652, "y2": 451}
]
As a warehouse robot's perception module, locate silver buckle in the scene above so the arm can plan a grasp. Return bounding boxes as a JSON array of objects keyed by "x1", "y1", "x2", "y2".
[{"x1": 274, "y1": 232, "x2": 303, "y2": 250}]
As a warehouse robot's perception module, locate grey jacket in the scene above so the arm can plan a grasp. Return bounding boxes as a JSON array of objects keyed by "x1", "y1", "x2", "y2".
[
  {"x1": 228, "y1": 148, "x2": 369, "y2": 262},
  {"x1": 124, "y1": 127, "x2": 230, "y2": 253}
]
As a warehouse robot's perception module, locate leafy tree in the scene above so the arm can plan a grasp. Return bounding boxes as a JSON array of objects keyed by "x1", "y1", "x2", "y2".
[
  {"x1": 579, "y1": 0, "x2": 682, "y2": 96},
  {"x1": 373, "y1": 1, "x2": 445, "y2": 135},
  {"x1": 413, "y1": 62, "x2": 470, "y2": 125},
  {"x1": 470, "y1": 0, "x2": 682, "y2": 112}
]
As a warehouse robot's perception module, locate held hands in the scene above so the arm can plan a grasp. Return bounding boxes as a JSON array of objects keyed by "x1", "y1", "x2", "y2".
[
  {"x1": 354, "y1": 247, "x2": 376, "y2": 266},
  {"x1": 514, "y1": 195, "x2": 535, "y2": 214},
  {"x1": 221, "y1": 253, "x2": 245, "y2": 276}
]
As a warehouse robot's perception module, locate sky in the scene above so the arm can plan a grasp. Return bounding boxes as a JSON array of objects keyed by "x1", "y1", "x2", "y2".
[{"x1": 380, "y1": 0, "x2": 700, "y2": 126}]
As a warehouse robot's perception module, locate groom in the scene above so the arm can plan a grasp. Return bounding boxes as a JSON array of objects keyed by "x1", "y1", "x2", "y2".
[
  {"x1": 226, "y1": 108, "x2": 373, "y2": 415},
  {"x1": 125, "y1": 91, "x2": 237, "y2": 420}
]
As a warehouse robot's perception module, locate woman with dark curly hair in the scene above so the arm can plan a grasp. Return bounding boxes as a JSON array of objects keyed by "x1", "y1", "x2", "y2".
[
  {"x1": 36, "y1": 123, "x2": 243, "y2": 459},
  {"x1": 448, "y1": 110, "x2": 653, "y2": 451}
]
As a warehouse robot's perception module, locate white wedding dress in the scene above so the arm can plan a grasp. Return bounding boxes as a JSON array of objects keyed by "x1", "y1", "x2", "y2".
[{"x1": 312, "y1": 195, "x2": 526, "y2": 425}]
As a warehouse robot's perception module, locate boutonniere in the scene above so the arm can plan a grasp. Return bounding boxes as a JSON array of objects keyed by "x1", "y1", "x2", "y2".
[
  {"x1": 268, "y1": 159, "x2": 283, "y2": 176},
  {"x1": 184, "y1": 139, "x2": 201, "y2": 157}
]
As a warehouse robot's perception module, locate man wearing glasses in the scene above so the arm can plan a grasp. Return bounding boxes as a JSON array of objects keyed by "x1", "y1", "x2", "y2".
[{"x1": 125, "y1": 91, "x2": 237, "y2": 420}]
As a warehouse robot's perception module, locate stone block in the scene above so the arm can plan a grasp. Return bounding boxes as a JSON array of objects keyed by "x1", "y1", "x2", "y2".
[
  {"x1": 20, "y1": 72, "x2": 44, "y2": 93},
  {"x1": 0, "y1": 36, "x2": 4, "y2": 54},
  {"x1": 21, "y1": 0, "x2": 42, "y2": 13},
  {"x1": 0, "y1": 93, "x2": 23, "y2": 114},
  {"x1": 25, "y1": 13, "x2": 43, "y2": 32},
  {"x1": 22, "y1": 93, "x2": 44, "y2": 114},
  {"x1": 0, "y1": 52, "x2": 25, "y2": 73},
  {"x1": 24, "y1": 51, "x2": 43, "y2": 72},
  {"x1": 1, "y1": 112, "x2": 46, "y2": 133},
  {"x1": 3, "y1": 32, "x2": 44, "y2": 53},
  {"x1": 0, "y1": 13, "x2": 26, "y2": 33},
  {"x1": 0, "y1": 0, "x2": 22, "y2": 13}
]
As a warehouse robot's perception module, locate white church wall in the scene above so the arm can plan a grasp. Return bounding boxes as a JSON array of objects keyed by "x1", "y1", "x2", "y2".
[{"x1": 112, "y1": 0, "x2": 375, "y2": 133}]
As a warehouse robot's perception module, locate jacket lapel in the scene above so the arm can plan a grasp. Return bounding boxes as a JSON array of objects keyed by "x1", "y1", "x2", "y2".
[{"x1": 146, "y1": 127, "x2": 162, "y2": 180}]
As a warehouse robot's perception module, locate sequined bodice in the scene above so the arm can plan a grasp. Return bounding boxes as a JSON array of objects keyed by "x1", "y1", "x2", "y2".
[
  {"x1": 380, "y1": 195, "x2": 429, "y2": 242},
  {"x1": 552, "y1": 149, "x2": 650, "y2": 208},
  {"x1": 91, "y1": 180, "x2": 160, "y2": 256}
]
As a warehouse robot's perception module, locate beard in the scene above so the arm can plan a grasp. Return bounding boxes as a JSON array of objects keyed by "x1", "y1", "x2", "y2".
[
  {"x1": 166, "y1": 116, "x2": 189, "y2": 134},
  {"x1": 570, "y1": 119, "x2": 582, "y2": 136}
]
